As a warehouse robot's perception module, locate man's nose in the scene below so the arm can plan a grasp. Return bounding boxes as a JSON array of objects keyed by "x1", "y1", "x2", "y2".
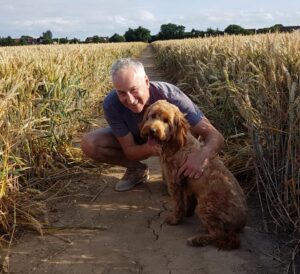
[{"x1": 126, "y1": 92, "x2": 135, "y2": 104}]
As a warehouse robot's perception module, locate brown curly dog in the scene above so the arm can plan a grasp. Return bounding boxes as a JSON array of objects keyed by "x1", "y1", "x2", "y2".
[{"x1": 140, "y1": 100, "x2": 247, "y2": 250}]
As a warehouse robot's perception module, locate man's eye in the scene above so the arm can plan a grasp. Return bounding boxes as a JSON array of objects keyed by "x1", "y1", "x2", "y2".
[{"x1": 118, "y1": 92, "x2": 126, "y2": 96}]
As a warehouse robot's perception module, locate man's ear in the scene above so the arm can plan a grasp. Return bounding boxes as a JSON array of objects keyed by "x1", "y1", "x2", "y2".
[{"x1": 144, "y1": 75, "x2": 150, "y2": 87}]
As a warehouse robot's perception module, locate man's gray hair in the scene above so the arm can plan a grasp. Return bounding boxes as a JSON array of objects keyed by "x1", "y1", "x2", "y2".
[{"x1": 110, "y1": 58, "x2": 146, "y2": 80}]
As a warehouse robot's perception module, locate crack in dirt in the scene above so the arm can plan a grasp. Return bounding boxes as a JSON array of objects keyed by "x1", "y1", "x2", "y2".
[
  {"x1": 130, "y1": 259, "x2": 144, "y2": 274},
  {"x1": 147, "y1": 200, "x2": 168, "y2": 241}
]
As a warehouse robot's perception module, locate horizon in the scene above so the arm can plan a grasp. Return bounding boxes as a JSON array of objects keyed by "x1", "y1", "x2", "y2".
[
  {"x1": 4, "y1": 23, "x2": 300, "y2": 41},
  {"x1": 1, "y1": 0, "x2": 299, "y2": 40}
]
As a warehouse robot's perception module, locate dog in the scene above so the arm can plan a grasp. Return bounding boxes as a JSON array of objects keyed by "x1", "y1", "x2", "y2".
[{"x1": 140, "y1": 100, "x2": 247, "y2": 249}]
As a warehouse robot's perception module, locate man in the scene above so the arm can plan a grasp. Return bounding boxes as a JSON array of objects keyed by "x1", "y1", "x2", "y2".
[{"x1": 81, "y1": 58, "x2": 224, "y2": 191}]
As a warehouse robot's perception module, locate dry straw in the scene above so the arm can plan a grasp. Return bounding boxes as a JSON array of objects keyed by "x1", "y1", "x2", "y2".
[
  {"x1": 0, "y1": 42, "x2": 147, "y2": 243},
  {"x1": 153, "y1": 32, "x2": 300, "y2": 233}
]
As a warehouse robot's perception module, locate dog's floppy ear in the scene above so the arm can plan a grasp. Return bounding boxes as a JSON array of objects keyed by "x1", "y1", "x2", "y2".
[
  {"x1": 139, "y1": 105, "x2": 151, "y2": 138},
  {"x1": 172, "y1": 109, "x2": 189, "y2": 148}
]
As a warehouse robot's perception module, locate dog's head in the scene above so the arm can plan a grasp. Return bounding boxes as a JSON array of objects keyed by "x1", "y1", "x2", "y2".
[{"x1": 140, "y1": 100, "x2": 190, "y2": 149}]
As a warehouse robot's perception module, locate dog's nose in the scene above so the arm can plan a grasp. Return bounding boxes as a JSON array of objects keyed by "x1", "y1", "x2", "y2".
[{"x1": 149, "y1": 128, "x2": 156, "y2": 135}]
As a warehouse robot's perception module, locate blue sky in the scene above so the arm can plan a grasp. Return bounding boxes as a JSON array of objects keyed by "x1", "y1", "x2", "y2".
[{"x1": 1, "y1": 0, "x2": 299, "y2": 39}]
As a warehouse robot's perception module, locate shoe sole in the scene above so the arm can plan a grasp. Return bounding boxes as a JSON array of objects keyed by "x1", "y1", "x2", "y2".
[{"x1": 115, "y1": 174, "x2": 150, "y2": 192}]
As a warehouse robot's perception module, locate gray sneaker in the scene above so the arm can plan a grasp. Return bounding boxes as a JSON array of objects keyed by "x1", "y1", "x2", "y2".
[{"x1": 115, "y1": 166, "x2": 149, "y2": 192}]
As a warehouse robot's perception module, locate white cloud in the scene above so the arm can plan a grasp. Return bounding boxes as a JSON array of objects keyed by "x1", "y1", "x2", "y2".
[
  {"x1": 20, "y1": 18, "x2": 74, "y2": 27},
  {"x1": 260, "y1": 12, "x2": 273, "y2": 20},
  {"x1": 138, "y1": 10, "x2": 155, "y2": 22},
  {"x1": 114, "y1": 16, "x2": 129, "y2": 26}
]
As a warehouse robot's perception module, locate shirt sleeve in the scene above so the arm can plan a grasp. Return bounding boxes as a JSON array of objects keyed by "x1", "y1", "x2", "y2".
[
  {"x1": 103, "y1": 92, "x2": 129, "y2": 137},
  {"x1": 156, "y1": 82, "x2": 204, "y2": 126}
]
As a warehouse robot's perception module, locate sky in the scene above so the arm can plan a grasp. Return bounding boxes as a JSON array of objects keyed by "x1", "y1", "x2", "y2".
[{"x1": 1, "y1": 0, "x2": 299, "y2": 40}]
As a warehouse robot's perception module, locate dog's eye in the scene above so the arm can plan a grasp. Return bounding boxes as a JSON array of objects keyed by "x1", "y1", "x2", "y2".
[
  {"x1": 163, "y1": 118, "x2": 168, "y2": 123},
  {"x1": 151, "y1": 114, "x2": 156, "y2": 119}
]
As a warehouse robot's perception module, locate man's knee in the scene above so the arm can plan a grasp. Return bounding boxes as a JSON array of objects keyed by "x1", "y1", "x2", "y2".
[
  {"x1": 81, "y1": 132, "x2": 97, "y2": 159},
  {"x1": 80, "y1": 128, "x2": 120, "y2": 160}
]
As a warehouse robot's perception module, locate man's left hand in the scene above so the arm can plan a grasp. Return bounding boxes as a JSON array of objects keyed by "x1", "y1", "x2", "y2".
[{"x1": 177, "y1": 148, "x2": 210, "y2": 179}]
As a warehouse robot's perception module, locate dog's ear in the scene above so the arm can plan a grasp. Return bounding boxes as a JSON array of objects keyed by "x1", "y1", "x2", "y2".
[
  {"x1": 139, "y1": 106, "x2": 151, "y2": 138},
  {"x1": 172, "y1": 110, "x2": 189, "y2": 148}
]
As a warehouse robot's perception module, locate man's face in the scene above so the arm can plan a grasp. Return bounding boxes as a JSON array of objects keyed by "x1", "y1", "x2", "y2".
[{"x1": 112, "y1": 67, "x2": 150, "y2": 113}]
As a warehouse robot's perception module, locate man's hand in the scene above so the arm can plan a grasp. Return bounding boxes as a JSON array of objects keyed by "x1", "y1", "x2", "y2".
[
  {"x1": 144, "y1": 142, "x2": 161, "y2": 157},
  {"x1": 177, "y1": 148, "x2": 210, "y2": 179},
  {"x1": 177, "y1": 116, "x2": 224, "y2": 180}
]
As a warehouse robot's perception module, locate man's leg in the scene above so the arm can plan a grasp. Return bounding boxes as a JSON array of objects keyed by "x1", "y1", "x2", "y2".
[{"x1": 81, "y1": 128, "x2": 148, "y2": 191}]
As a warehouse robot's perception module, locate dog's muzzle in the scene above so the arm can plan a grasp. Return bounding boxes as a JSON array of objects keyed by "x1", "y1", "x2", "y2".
[{"x1": 146, "y1": 128, "x2": 160, "y2": 146}]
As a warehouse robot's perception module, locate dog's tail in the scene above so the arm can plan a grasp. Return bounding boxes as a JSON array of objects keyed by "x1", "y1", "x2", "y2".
[
  {"x1": 186, "y1": 230, "x2": 240, "y2": 250},
  {"x1": 215, "y1": 230, "x2": 240, "y2": 250}
]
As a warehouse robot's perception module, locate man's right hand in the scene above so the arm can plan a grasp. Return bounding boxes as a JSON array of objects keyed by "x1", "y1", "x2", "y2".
[{"x1": 144, "y1": 143, "x2": 161, "y2": 157}]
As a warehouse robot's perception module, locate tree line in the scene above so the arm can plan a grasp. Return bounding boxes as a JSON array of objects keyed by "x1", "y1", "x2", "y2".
[{"x1": 1, "y1": 23, "x2": 299, "y2": 46}]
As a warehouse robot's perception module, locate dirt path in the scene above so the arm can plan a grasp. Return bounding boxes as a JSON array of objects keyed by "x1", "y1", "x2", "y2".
[{"x1": 6, "y1": 46, "x2": 285, "y2": 274}]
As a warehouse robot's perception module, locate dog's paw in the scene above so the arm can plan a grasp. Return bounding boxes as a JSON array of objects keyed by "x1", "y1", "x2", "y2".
[
  {"x1": 186, "y1": 235, "x2": 211, "y2": 247},
  {"x1": 165, "y1": 215, "x2": 181, "y2": 225}
]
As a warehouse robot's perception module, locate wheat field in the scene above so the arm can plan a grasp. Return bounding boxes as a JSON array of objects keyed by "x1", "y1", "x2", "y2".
[
  {"x1": 0, "y1": 42, "x2": 147, "y2": 242},
  {"x1": 153, "y1": 32, "x2": 300, "y2": 233}
]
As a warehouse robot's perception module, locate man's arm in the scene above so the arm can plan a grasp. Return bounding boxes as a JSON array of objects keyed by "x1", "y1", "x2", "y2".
[
  {"x1": 116, "y1": 132, "x2": 161, "y2": 161},
  {"x1": 177, "y1": 116, "x2": 224, "y2": 179}
]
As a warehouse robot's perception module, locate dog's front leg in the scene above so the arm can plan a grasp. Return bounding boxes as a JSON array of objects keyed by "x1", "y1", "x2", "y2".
[{"x1": 165, "y1": 176, "x2": 185, "y2": 225}]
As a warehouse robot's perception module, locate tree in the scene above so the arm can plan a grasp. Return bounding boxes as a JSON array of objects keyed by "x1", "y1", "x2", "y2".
[
  {"x1": 224, "y1": 24, "x2": 246, "y2": 35},
  {"x1": 190, "y1": 28, "x2": 205, "y2": 38},
  {"x1": 69, "y1": 38, "x2": 80, "y2": 44},
  {"x1": 124, "y1": 26, "x2": 151, "y2": 42},
  {"x1": 158, "y1": 23, "x2": 185, "y2": 40},
  {"x1": 42, "y1": 30, "x2": 53, "y2": 44},
  {"x1": 19, "y1": 35, "x2": 32, "y2": 45},
  {"x1": 150, "y1": 35, "x2": 159, "y2": 42},
  {"x1": 133, "y1": 26, "x2": 151, "y2": 42},
  {"x1": 85, "y1": 35, "x2": 107, "y2": 43},
  {"x1": 269, "y1": 24, "x2": 284, "y2": 33},
  {"x1": 59, "y1": 37, "x2": 69, "y2": 44},
  {"x1": 109, "y1": 33, "x2": 125, "y2": 42},
  {"x1": 124, "y1": 28, "x2": 136, "y2": 42},
  {"x1": 0, "y1": 36, "x2": 16, "y2": 46}
]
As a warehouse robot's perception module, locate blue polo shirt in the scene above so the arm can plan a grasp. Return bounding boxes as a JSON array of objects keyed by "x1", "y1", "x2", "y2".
[{"x1": 103, "y1": 81, "x2": 204, "y2": 144}]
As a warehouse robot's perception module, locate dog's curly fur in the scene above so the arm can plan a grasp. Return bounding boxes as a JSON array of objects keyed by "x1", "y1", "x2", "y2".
[{"x1": 140, "y1": 100, "x2": 247, "y2": 249}]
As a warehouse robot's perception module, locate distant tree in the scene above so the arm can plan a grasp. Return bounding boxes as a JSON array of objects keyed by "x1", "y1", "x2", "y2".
[
  {"x1": 150, "y1": 35, "x2": 159, "y2": 42},
  {"x1": 124, "y1": 26, "x2": 151, "y2": 42},
  {"x1": 124, "y1": 28, "x2": 136, "y2": 42},
  {"x1": 91, "y1": 35, "x2": 101, "y2": 43},
  {"x1": 269, "y1": 24, "x2": 284, "y2": 33},
  {"x1": 42, "y1": 30, "x2": 53, "y2": 44},
  {"x1": 69, "y1": 38, "x2": 80, "y2": 44},
  {"x1": 206, "y1": 28, "x2": 219, "y2": 37},
  {"x1": 158, "y1": 23, "x2": 185, "y2": 40},
  {"x1": 224, "y1": 24, "x2": 246, "y2": 35},
  {"x1": 215, "y1": 28, "x2": 224, "y2": 36},
  {"x1": 59, "y1": 37, "x2": 69, "y2": 44},
  {"x1": 0, "y1": 36, "x2": 16, "y2": 46},
  {"x1": 52, "y1": 37, "x2": 69, "y2": 44},
  {"x1": 19, "y1": 35, "x2": 32, "y2": 45},
  {"x1": 85, "y1": 35, "x2": 108, "y2": 43},
  {"x1": 134, "y1": 26, "x2": 151, "y2": 42},
  {"x1": 109, "y1": 33, "x2": 125, "y2": 42},
  {"x1": 190, "y1": 28, "x2": 205, "y2": 38}
]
